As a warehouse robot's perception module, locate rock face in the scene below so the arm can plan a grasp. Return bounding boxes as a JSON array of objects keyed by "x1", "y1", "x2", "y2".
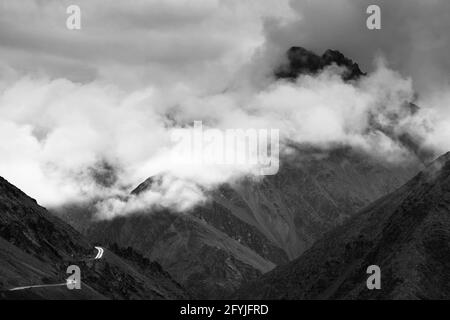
[
  {"x1": 0, "y1": 176, "x2": 187, "y2": 300},
  {"x1": 87, "y1": 147, "x2": 419, "y2": 299},
  {"x1": 275, "y1": 47, "x2": 365, "y2": 81},
  {"x1": 235, "y1": 153, "x2": 450, "y2": 300}
]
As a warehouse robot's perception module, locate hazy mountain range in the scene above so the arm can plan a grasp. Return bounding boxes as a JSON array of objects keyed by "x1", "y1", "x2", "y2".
[
  {"x1": 2, "y1": 47, "x2": 448, "y2": 300},
  {"x1": 86, "y1": 146, "x2": 419, "y2": 298}
]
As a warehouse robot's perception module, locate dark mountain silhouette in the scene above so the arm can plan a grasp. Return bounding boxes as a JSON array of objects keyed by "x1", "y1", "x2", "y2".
[
  {"x1": 0, "y1": 176, "x2": 187, "y2": 299},
  {"x1": 275, "y1": 47, "x2": 432, "y2": 163},
  {"x1": 275, "y1": 47, "x2": 365, "y2": 81},
  {"x1": 235, "y1": 152, "x2": 450, "y2": 299}
]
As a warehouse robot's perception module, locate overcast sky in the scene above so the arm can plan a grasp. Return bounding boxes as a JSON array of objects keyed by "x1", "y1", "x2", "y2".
[
  {"x1": 264, "y1": 0, "x2": 450, "y2": 96},
  {"x1": 0, "y1": 0, "x2": 292, "y2": 90},
  {"x1": 1, "y1": 0, "x2": 449, "y2": 93}
]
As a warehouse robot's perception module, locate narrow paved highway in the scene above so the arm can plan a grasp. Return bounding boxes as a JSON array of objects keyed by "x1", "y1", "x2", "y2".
[{"x1": 8, "y1": 246, "x2": 105, "y2": 291}]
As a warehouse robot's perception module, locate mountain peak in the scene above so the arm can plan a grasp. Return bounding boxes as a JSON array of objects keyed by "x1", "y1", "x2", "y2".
[{"x1": 275, "y1": 46, "x2": 365, "y2": 81}]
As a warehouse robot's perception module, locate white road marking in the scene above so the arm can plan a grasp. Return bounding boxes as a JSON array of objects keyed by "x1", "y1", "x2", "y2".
[
  {"x1": 94, "y1": 246, "x2": 104, "y2": 259},
  {"x1": 9, "y1": 282, "x2": 67, "y2": 291},
  {"x1": 8, "y1": 246, "x2": 104, "y2": 291}
]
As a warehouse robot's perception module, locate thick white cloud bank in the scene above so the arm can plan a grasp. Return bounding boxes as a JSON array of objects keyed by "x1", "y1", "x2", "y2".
[{"x1": 0, "y1": 0, "x2": 449, "y2": 218}]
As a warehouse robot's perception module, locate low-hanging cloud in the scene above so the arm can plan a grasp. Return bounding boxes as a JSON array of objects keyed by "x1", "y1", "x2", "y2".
[
  {"x1": 0, "y1": 0, "x2": 449, "y2": 219},
  {"x1": 0, "y1": 61, "x2": 442, "y2": 218}
]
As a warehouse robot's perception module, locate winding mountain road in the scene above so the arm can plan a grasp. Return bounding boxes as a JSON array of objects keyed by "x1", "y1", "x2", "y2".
[
  {"x1": 8, "y1": 246, "x2": 105, "y2": 291},
  {"x1": 94, "y1": 246, "x2": 104, "y2": 260}
]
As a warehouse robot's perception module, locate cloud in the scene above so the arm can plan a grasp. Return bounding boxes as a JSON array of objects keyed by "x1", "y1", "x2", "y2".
[
  {"x1": 260, "y1": 0, "x2": 450, "y2": 95},
  {"x1": 0, "y1": 0, "x2": 449, "y2": 218},
  {"x1": 0, "y1": 0, "x2": 292, "y2": 88},
  {"x1": 0, "y1": 61, "x2": 429, "y2": 218}
]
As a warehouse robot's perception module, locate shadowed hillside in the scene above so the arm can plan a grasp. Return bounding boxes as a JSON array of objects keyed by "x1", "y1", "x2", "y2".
[
  {"x1": 0, "y1": 177, "x2": 187, "y2": 300},
  {"x1": 235, "y1": 152, "x2": 450, "y2": 299}
]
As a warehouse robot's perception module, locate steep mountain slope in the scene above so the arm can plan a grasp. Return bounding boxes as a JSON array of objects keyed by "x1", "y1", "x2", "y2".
[
  {"x1": 88, "y1": 210, "x2": 275, "y2": 299},
  {"x1": 0, "y1": 176, "x2": 187, "y2": 299},
  {"x1": 87, "y1": 147, "x2": 419, "y2": 299},
  {"x1": 205, "y1": 147, "x2": 418, "y2": 259},
  {"x1": 235, "y1": 152, "x2": 450, "y2": 300}
]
